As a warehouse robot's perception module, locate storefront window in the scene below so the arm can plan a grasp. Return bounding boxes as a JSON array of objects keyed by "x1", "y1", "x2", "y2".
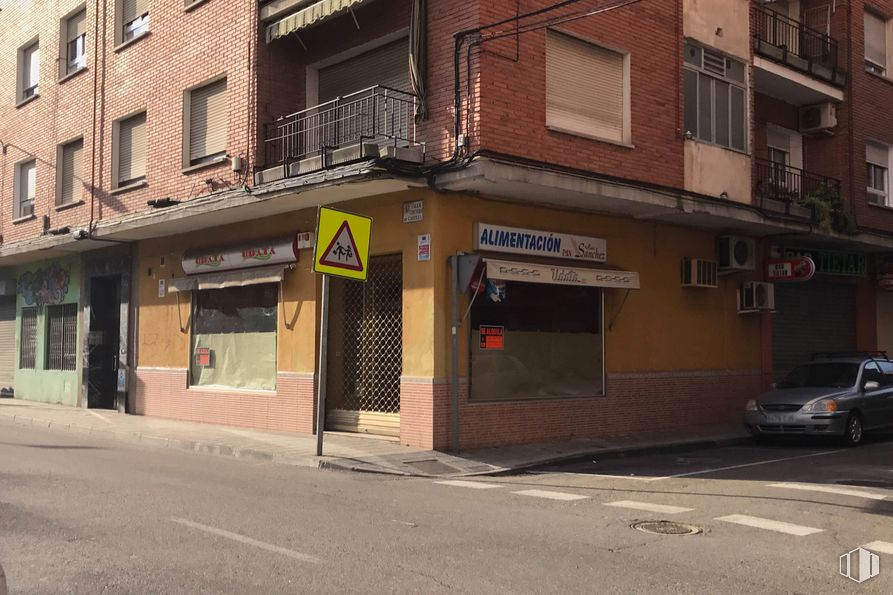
[
  {"x1": 470, "y1": 281, "x2": 603, "y2": 401},
  {"x1": 190, "y1": 284, "x2": 277, "y2": 390}
]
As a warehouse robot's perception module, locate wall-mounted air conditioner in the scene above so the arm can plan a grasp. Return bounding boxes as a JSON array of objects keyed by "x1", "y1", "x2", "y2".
[
  {"x1": 681, "y1": 258, "x2": 719, "y2": 288},
  {"x1": 738, "y1": 281, "x2": 776, "y2": 313},
  {"x1": 718, "y1": 236, "x2": 756, "y2": 272},
  {"x1": 799, "y1": 103, "x2": 837, "y2": 134}
]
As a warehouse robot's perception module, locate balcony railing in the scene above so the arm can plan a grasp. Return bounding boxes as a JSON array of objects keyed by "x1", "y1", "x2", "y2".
[
  {"x1": 263, "y1": 85, "x2": 417, "y2": 168},
  {"x1": 753, "y1": 6, "x2": 841, "y2": 82},
  {"x1": 754, "y1": 158, "x2": 840, "y2": 216}
]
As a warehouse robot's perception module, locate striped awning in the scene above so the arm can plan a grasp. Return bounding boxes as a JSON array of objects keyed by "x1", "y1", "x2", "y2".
[
  {"x1": 167, "y1": 265, "x2": 287, "y2": 293},
  {"x1": 266, "y1": 0, "x2": 372, "y2": 44}
]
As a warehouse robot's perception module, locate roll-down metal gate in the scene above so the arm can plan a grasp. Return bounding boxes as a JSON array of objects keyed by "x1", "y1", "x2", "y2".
[{"x1": 327, "y1": 254, "x2": 403, "y2": 436}]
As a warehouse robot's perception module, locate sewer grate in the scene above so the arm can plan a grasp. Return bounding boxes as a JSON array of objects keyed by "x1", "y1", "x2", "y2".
[{"x1": 632, "y1": 520, "x2": 702, "y2": 536}]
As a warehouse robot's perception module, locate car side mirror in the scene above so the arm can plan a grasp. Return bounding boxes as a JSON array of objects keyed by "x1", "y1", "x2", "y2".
[{"x1": 863, "y1": 380, "x2": 880, "y2": 391}]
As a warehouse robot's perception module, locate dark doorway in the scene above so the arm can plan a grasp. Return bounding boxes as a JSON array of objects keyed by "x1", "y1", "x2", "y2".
[{"x1": 87, "y1": 276, "x2": 121, "y2": 409}]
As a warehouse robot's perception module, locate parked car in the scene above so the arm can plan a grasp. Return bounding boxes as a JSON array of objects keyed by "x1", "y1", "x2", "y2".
[{"x1": 743, "y1": 353, "x2": 893, "y2": 446}]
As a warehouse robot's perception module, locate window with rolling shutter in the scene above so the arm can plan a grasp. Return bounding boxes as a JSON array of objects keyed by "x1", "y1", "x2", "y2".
[
  {"x1": 546, "y1": 30, "x2": 627, "y2": 144},
  {"x1": 120, "y1": 0, "x2": 149, "y2": 43},
  {"x1": 188, "y1": 78, "x2": 227, "y2": 166},
  {"x1": 865, "y1": 10, "x2": 888, "y2": 74},
  {"x1": 117, "y1": 112, "x2": 146, "y2": 187},
  {"x1": 867, "y1": 141, "x2": 890, "y2": 206},
  {"x1": 59, "y1": 139, "x2": 84, "y2": 206},
  {"x1": 65, "y1": 10, "x2": 87, "y2": 75},
  {"x1": 318, "y1": 38, "x2": 410, "y2": 103},
  {"x1": 20, "y1": 42, "x2": 40, "y2": 101},
  {"x1": 15, "y1": 160, "x2": 36, "y2": 219}
]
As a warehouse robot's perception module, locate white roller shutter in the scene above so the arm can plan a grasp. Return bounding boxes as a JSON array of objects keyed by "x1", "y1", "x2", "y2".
[
  {"x1": 22, "y1": 43, "x2": 39, "y2": 95},
  {"x1": 867, "y1": 141, "x2": 889, "y2": 166},
  {"x1": 68, "y1": 10, "x2": 86, "y2": 41},
  {"x1": 546, "y1": 30, "x2": 625, "y2": 143},
  {"x1": 60, "y1": 139, "x2": 83, "y2": 205},
  {"x1": 189, "y1": 78, "x2": 228, "y2": 164},
  {"x1": 0, "y1": 297, "x2": 14, "y2": 394},
  {"x1": 118, "y1": 113, "x2": 146, "y2": 186},
  {"x1": 865, "y1": 11, "x2": 887, "y2": 69},
  {"x1": 318, "y1": 38, "x2": 409, "y2": 102},
  {"x1": 122, "y1": 0, "x2": 148, "y2": 24}
]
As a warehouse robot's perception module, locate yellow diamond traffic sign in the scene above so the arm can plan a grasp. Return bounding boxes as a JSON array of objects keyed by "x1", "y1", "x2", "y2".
[{"x1": 313, "y1": 207, "x2": 372, "y2": 281}]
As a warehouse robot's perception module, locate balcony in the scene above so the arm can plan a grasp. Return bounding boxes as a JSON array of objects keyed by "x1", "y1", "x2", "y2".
[
  {"x1": 256, "y1": 86, "x2": 423, "y2": 184},
  {"x1": 754, "y1": 157, "x2": 841, "y2": 218},
  {"x1": 752, "y1": 6, "x2": 845, "y2": 105}
]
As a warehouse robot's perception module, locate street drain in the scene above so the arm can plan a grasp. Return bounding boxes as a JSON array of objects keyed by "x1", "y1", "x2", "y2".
[{"x1": 632, "y1": 520, "x2": 702, "y2": 536}]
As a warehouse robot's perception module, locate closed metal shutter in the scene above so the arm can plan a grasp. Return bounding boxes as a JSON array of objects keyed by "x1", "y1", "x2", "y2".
[
  {"x1": 60, "y1": 139, "x2": 83, "y2": 205},
  {"x1": 318, "y1": 38, "x2": 409, "y2": 102},
  {"x1": 189, "y1": 78, "x2": 227, "y2": 165},
  {"x1": 118, "y1": 112, "x2": 146, "y2": 186},
  {"x1": 68, "y1": 10, "x2": 86, "y2": 42},
  {"x1": 546, "y1": 29, "x2": 625, "y2": 142},
  {"x1": 0, "y1": 297, "x2": 15, "y2": 394},
  {"x1": 122, "y1": 0, "x2": 148, "y2": 24},
  {"x1": 772, "y1": 282, "x2": 855, "y2": 380}
]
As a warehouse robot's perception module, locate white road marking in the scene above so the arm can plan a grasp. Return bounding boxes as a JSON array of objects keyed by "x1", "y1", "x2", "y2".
[
  {"x1": 87, "y1": 410, "x2": 113, "y2": 424},
  {"x1": 170, "y1": 518, "x2": 321, "y2": 564},
  {"x1": 434, "y1": 480, "x2": 503, "y2": 489},
  {"x1": 864, "y1": 541, "x2": 893, "y2": 555},
  {"x1": 715, "y1": 514, "x2": 823, "y2": 537},
  {"x1": 512, "y1": 489, "x2": 590, "y2": 501},
  {"x1": 646, "y1": 450, "x2": 843, "y2": 482},
  {"x1": 604, "y1": 500, "x2": 694, "y2": 514},
  {"x1": 768, "y1": 482, "x2": 886, "y2": 501}
]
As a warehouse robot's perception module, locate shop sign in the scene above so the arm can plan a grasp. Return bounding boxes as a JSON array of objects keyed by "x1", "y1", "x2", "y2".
[
  {"x1": 475, "y1": 223, "x2": 607, "y2": 263},
  {"x1": 766, "y1": 257, "x2": 816, "y2": 283},
  {"x1": 485, "y1": 259, "x2": 640, "y2": 289},
  {"x1": 183, "y1": 235, "x2": 301, "y2": 275},
  {"x1": 417, "y1": 234, "x2": 431, "y2": 261},
  {"x1": 479, "y1": 325, "x2": 505, "y2": 350},
  {"x1": 782, "y1": 248, "x2": 867, "y2": 277},
  {"x1": 403, "y1": 200, "x2": 423, "y2": 223},
  {"x1": 194, "y1": 348, "x2": 211, "y2": 367},
  {"x1": 158, "y1": 278, "x2": 166, "y2": 298}
]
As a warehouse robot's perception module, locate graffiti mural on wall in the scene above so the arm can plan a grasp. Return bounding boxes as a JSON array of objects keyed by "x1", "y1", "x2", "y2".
[{"x1": 18, "y1": 264, "x2": 71, "y2": 306}]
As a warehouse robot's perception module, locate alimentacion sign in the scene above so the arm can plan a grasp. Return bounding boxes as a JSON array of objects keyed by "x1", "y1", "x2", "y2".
[{"x1": 475, "y1": 223, "x2": 607, "y2": 263}]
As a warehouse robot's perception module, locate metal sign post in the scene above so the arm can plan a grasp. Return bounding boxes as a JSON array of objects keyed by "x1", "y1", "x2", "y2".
[{"x1": 315, "y1": 274, "x2": 330, "y2": 456}]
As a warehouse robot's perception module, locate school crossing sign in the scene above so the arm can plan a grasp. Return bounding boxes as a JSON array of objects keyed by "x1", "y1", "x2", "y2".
[{"x1": 313, "y1": 207, "x2": 372, "y2": 281}]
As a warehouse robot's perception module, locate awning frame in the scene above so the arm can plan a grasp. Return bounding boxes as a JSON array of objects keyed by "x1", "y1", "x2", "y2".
[{"x1": 266, "y1": 0, "x2": 374, "y2": 44}]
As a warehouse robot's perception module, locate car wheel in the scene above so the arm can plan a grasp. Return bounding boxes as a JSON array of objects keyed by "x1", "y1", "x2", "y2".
[{"x1": 842, "y1": 413, "x2": 864, "y2": 447}]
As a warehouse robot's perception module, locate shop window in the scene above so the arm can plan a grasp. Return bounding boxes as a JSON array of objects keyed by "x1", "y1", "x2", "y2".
[
  {"x1": 46, "y1": 303, "x2": 77, "y2": 371},
  {"x1": 469, "y1": 281, "x2": 604, "y2": 401},
  {"x1": 19, "y1": 307, "x2": 38, "y2": 369},
  {"x1": 191, "y1": 284, "x2": 277, "y2": 391}
]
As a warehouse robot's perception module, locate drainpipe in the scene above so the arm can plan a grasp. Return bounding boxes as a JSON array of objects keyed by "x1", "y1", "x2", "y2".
[{"x1": 449, "y1": 254, "x2": 460, "y2": 452}]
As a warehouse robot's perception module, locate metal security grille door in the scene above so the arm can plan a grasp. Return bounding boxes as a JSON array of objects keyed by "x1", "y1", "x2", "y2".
[
  {"x1": 0, "y1": 297, "x2": 16, "y2": 394},
  {"x1": 772, "y1": 282, "x2": 855, "y2": 380},
  {"x1": 327, "y1": 254, "x2": 403, "y2": 436}
]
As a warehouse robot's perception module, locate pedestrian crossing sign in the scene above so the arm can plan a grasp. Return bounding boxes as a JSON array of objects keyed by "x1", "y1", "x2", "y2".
[{"x1": 313, "y1": 207, "x2": 372, "y2": 281}]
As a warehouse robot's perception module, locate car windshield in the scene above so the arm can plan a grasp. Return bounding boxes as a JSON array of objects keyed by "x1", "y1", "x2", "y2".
[{"x1": 777, "y1": 363, "x2": 860, "y2": 389}]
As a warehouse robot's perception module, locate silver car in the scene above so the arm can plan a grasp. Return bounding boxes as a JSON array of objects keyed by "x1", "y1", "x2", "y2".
[{"x1": 743, "y1": 354, "x2": 893, "y2": 446}]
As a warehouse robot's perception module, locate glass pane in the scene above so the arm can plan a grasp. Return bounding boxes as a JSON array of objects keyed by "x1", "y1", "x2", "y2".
[
  {"x1": 698, "y1": 74, "x2": 712, "y2": 143},
  {"x1": 714, "y1": 80, "x2": 730, "y2": 147},
  {"x1": 684, "y1": 69, "x2": 698, "y2": 137},
  {"x1": 725, "y1": 59, "x2": 745, "y2": 83},
  {"x1": 684, "y1": 43, "x2": 701, "y2": 66},
  {"x1": 730, "y1": 86, "x2": 746, "y2": 151}
]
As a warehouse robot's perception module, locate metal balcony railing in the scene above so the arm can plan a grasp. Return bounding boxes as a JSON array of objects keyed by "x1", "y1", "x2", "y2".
[
  {"x1": 753, "y1": 6, "x2": 839, "y2": 75},
  {"x1": 263, "y1": 85, "x2": 417, "y2": 168},
  {"x1": 754, "y1": 157, "x2": 840, "y2": 214}
]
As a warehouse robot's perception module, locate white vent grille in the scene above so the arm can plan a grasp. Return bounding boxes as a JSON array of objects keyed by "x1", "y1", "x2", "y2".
[{"x1": 702, "y1": 49, "x2": 726, "y2": 76}]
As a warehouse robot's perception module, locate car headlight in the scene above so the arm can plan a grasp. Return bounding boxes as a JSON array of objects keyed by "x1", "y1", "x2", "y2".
[
  {"x1": 803, "y1": 399, "x2": 837, "y2": 413},
  {"x1": 745, "y1": 399, "x2": 758, "y2": 411}
]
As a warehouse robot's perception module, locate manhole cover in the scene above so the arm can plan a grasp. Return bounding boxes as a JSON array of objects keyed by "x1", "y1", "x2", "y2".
[{"x1": 632, "y1": 520, "x2": 702, "y2": 536}]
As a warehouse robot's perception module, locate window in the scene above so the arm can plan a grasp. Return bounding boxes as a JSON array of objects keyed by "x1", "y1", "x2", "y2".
[
  {"x1": 469, "y1": 282, "x2": 603, "y2": 401},
  {"x1": 19, "y1": 307, "x2": 37, "y2": 370},
  {"x1": 14, "y1": 160, "x2": 36, "y2": 219},
  {"x1": 186, "y1": 78, "x2": 227, "y2": 166},
  {"x1": 684, "y1": 42, "x2": 746, "y2": 152},
  {"x1": 190, "y1": 284, "x2": 278, "y2": 391},
  {"x1": 18, "y1": 41, "x2": 40, "y2": 102},
  {"x1": 46, "y1": 303, "x2": 77, "y2": 371},
  {"x1": 120, "y1": 0, "x2": 149, "y2": 44},
  {"x1": 115, "y1": 112, "x2": 147, "y2": 188},
  {"x1": 64, "y1": 9, "x2": 87, "y2": 76},
  {"x1": 865, "y1": 10, "x2": 888, "y2": 75},
  {"x1": 867, "y1": 141, "x2": 889, "y2": 206},
  {"x1": 58, "y1": 139, "x2": 84, "y2": 206},
  {"x1": 545, "y1": 30, "x2": 629, "y2": 144}
]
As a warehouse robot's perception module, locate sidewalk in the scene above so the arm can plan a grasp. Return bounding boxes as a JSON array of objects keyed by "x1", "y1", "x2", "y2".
[{"x1": 0, "y1": 398, "x2": 750, "y2": 477}]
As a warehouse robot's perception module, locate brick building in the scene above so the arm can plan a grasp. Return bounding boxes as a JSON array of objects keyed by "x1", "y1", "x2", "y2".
[{"x1": 0, "y1": 0, "x2": 891, "y2": 450}]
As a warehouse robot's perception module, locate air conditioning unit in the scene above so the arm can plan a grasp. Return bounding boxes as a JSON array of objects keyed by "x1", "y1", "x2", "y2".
[
  {"x1": 718, "y1": 236, "x2": 756, "y2": 272},
  {"x1": 739, "y1": 281, "x2": 776, "y2": 312},
  {"x1": 799, "y1": 103, "x2": 837, "y2": 134},
  {"x1": 681, "y1": 258, "x2": 718, "y2": 288}
]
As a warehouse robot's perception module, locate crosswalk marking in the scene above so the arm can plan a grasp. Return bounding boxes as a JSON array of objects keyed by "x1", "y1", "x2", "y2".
[
  {"x1": 604, "y1": 500, "x2": 694, "y2": 514},
  {"x1": 512, "y1": 489, "x2": 590, "y2": 501},
  {"x1": 864, "y1": 541, "x2": 893, "y2": 555},
  {"x1": 715, "y1": 514, "x2": 823, "y2": 537},
  {"x1": 768, "y1": 482, "x2": 886, "y2": 501},
  {"x1": 434, "y1": 480, "x2": 503, "y2": 489}
]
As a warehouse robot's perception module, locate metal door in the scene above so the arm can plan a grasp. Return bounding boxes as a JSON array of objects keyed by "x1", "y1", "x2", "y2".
[
  {"x1": 327, "y1": 254, "x2": 403, "y2": 436},
  {"x1": 0, "y1": 297, "x2": 15, "y2": 395}
]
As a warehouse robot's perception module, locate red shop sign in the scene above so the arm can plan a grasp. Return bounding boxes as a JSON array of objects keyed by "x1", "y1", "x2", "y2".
[{"x1": 766, "y1": 257, "x2": 816, "y2": 283}]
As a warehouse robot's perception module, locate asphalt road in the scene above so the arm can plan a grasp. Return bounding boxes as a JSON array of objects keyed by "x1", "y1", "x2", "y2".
[{"x1": 1, "y1": 422, "x2": 892, "y2": 594}]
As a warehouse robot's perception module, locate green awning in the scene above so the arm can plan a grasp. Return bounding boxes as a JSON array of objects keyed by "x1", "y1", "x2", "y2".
[{"x1": 266, "y1": 0, "x2": 372, "y2": 44}]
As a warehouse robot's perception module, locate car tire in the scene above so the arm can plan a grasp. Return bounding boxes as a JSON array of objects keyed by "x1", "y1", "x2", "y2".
[{"x1": 842, "y1": 413, "x2": 864, "y2": 447}]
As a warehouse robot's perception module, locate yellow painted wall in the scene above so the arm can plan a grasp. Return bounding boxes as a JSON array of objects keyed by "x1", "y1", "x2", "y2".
[
  {"x1": 683, "y1": 0, "x2": 751, "y2": 60},
  {"x1": 684, "y1": 141, "x2": 752, "y2": 203},
  {"x1": 136, "y1": 191, "x2": 436, "y2": 378},
  {"x1": 431, "y1": 194, "x2": 762, "y2": 377}
]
